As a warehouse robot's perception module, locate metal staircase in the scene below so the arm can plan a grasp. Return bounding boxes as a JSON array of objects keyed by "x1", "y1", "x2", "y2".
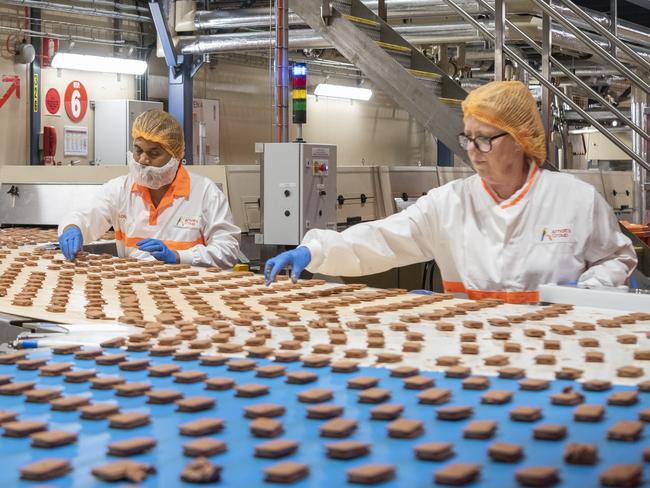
[{"x1": 289, "y1": 0, "x2": 470, "y2": 163}]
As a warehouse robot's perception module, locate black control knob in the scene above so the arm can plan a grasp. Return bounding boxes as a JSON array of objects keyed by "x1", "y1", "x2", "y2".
[
  {"x1": 360, "y1": 193, "x2": 367, "y2": 204},
  {"x1": 337, "y1": 195, "x2": 345, "y2": 205},
  {"x1": 319, "y1": 190, "x2": 326, "y2": 196},
  {"x1": 284, "y1": 189, "x2": 291, "y2": 197},
  {"x1": 284, "y1": 210, "x2": 290, "y2": 217}
]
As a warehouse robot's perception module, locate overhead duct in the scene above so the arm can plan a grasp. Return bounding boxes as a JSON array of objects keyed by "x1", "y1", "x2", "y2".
[
  {"x1": 195, "y1": 7, "x2": 303, "y2": 30},
  {"x1": 180, "y1": 29, "x2": 328, "y2": 54},
  {"x1": 181, "y1": 22, "x2": 494, "y2": 54},
  {"x1": 193, "y1": 1, "x2": 487, "y2": 29}
]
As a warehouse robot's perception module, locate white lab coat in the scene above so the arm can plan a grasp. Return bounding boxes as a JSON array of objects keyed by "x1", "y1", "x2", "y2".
[
  {"x1": 58, "y1": 165, "x2": 241, "y2": 268},
  {"x1": 302, "y1": 165, "x2": 637, "y2": 303}
]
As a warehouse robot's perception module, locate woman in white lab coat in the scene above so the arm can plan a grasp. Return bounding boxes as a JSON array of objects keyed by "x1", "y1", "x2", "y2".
[
  {"x1": 58, "y1": 109, "x2": 240, "y2": 268},
  {"x1": 264, "y1": 81, "x2": 636, "y2": 303}
]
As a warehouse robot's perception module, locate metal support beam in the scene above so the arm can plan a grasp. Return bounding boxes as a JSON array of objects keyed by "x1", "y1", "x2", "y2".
[
  {"x1": 275, "y1": 0, "x2": 289, "y2": 142},
  {"x1": 378, "y1": 0, "x2": 387, "y2": 21},
  {"x1": 149, "y1": 0, "x2": 178, "y2": 71},
  {"x1": 494, "y1": 0, "x2": 505, "y2": 81},
  {"x1": 136, "y1": 73, "x2": 148, "y2": 100},
  {"x1": 609, "y1": 0, "x2": 618, "y2": 57},
  {"x1": 631, "y1": 86, "x2": 648, "y2": 224},
  {"x1": 437, "y1": 142, "x2": 453, "y2": 166},
  {"x1": 149, "y1": 0, "x2": 194, "y2": 162},
  {"x1": 191, "y1": 55, "x2": 205, "y2": 78},
  {"x1": 29, "y1": 8, "x2": 41, "y2": 165},
  {"x1": 541, "y1": 0, "x2": 552, "y2": 163},
  {"x1": 168, "y1": 56, "x2": 193, "y2": 164},
  {"x1": 320, "y1": 0, "x2": 333, "y2": 25}
]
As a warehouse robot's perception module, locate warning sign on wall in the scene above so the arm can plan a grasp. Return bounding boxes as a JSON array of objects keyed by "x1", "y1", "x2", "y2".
[
  {"x1": 0, "y1": 75, "x2": 20, "y2": 109},
  {"x1": 45, "y1": 88, "x2": 60, "y2": 114},
  {"x1": 64, "y1": 80, "x2": 87, "y2": 122}
]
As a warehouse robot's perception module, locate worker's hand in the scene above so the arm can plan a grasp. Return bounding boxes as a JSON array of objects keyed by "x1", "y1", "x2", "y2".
[
  {"x1": 58, "y1": 226, "x2": 83, "y2": 261},
  {"x1": 264, "y1": 246, "x2": 311, "y2": 285},
  {"x1": 136, "y1": 238, "x2": 178, "y2": 264}
]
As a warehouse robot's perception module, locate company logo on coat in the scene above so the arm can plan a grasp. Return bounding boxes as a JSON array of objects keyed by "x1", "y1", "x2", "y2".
[
  {"x1": 539, "y1": 225, "x2": 574, "y2": 243},
  {"x1": 177, "y1": 216, "x2": 200, "y2": 229}
]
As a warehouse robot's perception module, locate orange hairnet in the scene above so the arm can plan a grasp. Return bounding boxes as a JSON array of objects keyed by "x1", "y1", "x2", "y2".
[
  {"x1": 132, "y1": 109, "x2": 185, "y2": 161},
  {"x1": 461, "y1": 81, "x2": 546, "y2": 165}
]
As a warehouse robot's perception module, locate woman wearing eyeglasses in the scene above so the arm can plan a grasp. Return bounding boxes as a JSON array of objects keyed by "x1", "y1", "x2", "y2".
[{"x1": 264, "y1": 81, "x2": 636, "y2": 303}]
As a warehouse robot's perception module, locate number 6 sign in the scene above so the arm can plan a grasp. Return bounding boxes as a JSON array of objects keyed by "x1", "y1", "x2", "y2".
[{"x1": 64, "y1": 80, "x2": 88, "y2": 122}]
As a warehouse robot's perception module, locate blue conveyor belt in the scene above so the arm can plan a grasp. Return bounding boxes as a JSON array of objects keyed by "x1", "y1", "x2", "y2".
[{"x1": 0, "y1": 347, "x2": 647, "y2": 487}]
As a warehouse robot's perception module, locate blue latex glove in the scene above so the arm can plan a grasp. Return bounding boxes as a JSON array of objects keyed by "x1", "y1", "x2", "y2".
[
  {"x1": 264, "y1": 246, "x2": 311, "y2": 285},
  {"x1": 136, "y1": 238, "x2": 178, "y2": 264},
  {"x1": 58, "y1": 226, "x2": 83, "y2": 261}
]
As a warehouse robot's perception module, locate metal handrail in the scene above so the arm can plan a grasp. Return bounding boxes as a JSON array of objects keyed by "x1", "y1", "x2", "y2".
[
  {"x1": 443, "y1": 0, "x2": 650, "y2": 172},
  {"x1": 474, "y1": 0, "x2": 649, "y2": 145},
  {"x1": 529, "y1": 0, "x2": 650, "y2": 94},
  {"x1": 555, "y1": 0, "x2": 650, "y2": 75}
]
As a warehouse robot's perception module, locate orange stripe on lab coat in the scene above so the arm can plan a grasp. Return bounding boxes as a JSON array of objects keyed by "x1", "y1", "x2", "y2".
[
  {"x1": 500, "y1": 164, "x2": 540, "y2": 209},
  {"x1": 480, "y1": 164, "x2": 540, "y2": 209},
  {"x1": 115, "y1": 230, "x2": 205, "y2": 251},
  {"x1": 443, "y1": 280, "x2": 539, "y2": 304}
]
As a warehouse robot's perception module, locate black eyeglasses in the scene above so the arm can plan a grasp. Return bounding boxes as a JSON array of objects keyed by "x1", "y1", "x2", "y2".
[{"x1": 457, "y1": 132, "x2": 508, "y2": 153}]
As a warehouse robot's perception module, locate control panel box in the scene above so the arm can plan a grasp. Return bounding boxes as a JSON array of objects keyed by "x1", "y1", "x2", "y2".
[{"x1": 262, "y1": 143, "x2": 337, "y2": 246}]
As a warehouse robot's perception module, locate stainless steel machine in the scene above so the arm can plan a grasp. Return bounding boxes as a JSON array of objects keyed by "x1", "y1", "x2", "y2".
[{"x1": 261, "y1": 143, "x2": 337, "y2": 246}]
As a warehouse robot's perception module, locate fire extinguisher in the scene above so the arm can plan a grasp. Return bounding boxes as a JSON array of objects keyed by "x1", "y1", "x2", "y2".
[
  {"x1": 42, "y1": 38, "x2": 58, "y2": 67},
  {"x1": 42, "y1": 126, "x2": 56, "y2": 165}
]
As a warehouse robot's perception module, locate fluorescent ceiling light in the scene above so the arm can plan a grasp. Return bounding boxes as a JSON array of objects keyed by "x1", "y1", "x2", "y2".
[
  {"x1": 51, "y1": 53, "x2": 147, "y2": 75},
  {"x1": 314, "y1": 83, "x2": 372, "y2": 101}
]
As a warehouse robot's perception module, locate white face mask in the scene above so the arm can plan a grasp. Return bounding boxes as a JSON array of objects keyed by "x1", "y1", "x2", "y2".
[{"x1": 127, "y1": 152, "x2": 180, "y2": 190}]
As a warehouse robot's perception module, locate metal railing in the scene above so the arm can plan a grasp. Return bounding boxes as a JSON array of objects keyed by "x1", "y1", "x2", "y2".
[
  {"x1": 530, "y1": 0, "x2": 650, "y2": 93},
  {"x1": 442, "y1": 0, "x2": 650, "y2": 176},
  {"x1": 474, "y1": 0, "x2": 649, "y2": 146},
  {"x1": 552, "y1": 0, "x2": 650, "y2": 75}
]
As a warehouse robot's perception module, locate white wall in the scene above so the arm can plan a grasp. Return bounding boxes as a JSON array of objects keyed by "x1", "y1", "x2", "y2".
[
  {"x1": 300, "y1": 94, "x2": 436, "y2": 166},
  {"x1": 152, "y1": 58, "x2": 439, "y2": 166}
]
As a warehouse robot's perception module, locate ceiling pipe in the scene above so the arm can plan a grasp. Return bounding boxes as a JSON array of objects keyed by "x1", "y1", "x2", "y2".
[
  {"x1": 1, "y1": 0, "x2": 151, "y2": 22},
  {"x1": 180, "y1": 21, "x2": 650, "y2": 67},
  {"x1": 0, "y1": 24, "x2": 140, "y2": 47},
  {"x1": 70, "y1": 0, "x2": 149, "y2": 13},
  {"x1": 193, "y1": 1, "x2": 650, "y2": 51}
]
